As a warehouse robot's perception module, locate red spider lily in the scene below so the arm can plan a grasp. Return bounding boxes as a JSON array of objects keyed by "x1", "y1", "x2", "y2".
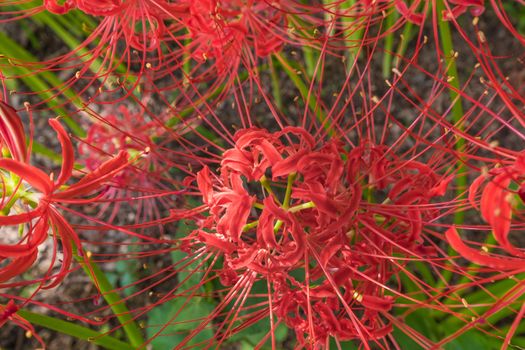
[
  {"x1": 163, "y1": 124, "x2": 458, "y2": 348},
  {"x1": 443, "y1": 152, "x2": 525, "y2": 350},
  {"x1": 1, "y1": 0, "x2": 340, "y2": 108},
  {"x1": 131, "y1": 30, "x2": 525, "y2": 346},
  {"x1": 182, "y1": 0, "x2": 287, "y2": 73},
  {"x1": 77, "y1": 104, "x2": 180, "y2": 225},
  {"x1": 0, "y1": 0, "x2": 189, "y2": 106},
  {"x1": 0, "y1": 104, "x2": 130, "y2": 288},
  {"x1": 43, "y1": 0, "x2": 187, "y2": 50},
  {"x1": 1, "y1": 4, "x2": 522, "y2": 349}
]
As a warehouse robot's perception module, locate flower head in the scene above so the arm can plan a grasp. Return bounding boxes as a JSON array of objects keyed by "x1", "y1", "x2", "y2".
[
  {"x1": 184, "y1": 0, "x2": 286, "y2": 71},
  {"x1": 77, "y1": 104, "x2": 178, "y2": 224},
  {"x1": 171, "y1": 125, "x2": 453, "y2": 346},
  {"x1": 0, "y1": 103, "x2": 129, "y2": 288}
]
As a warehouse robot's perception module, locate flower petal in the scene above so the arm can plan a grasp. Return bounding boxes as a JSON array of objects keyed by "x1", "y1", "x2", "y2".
[
  {"x1": 0, "y1": 159, "x2": 53, "y2": 194},
  {"x1": 0, "y1": 251, "x2": 38, "y2": 283},
  {"x1": 48, "y1": 118, "x2": 74, "y2": 187},
  {"x1": 480, "y1": 173, "x2": 518, "y2": 255},
  {"x1": 0, "y1": 219, "x2": 48, "y2": 258},
  {"x1": 54, "y1": 151, "x2": 128, "y2": 199},
  {"x1": 0, "y1": 101, "x2": 27, "y2": 162},
  {"x1": 446, "y1": 227, "x2": 523, "y2": 269}
]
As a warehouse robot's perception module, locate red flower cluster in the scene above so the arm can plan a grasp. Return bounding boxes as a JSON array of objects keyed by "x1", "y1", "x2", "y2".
[
  {"x1": 175, "y1": 126, "x2": 452, "y2": 346},
  {"x1": 2, "y1": 1, "x2": 525, "y2": 348},
  {"x1": 0, "y1": 102, "x2": 129, "y2": 288},
  {"x1": 184, "y1": 0, "x2": 286, "y2": 71},
  {"x1": 78, "y1": 104, "x2": 174, "y2": 224},
  {"x1": 44, "y1": 0, "x2": 188, "y2": 51}
]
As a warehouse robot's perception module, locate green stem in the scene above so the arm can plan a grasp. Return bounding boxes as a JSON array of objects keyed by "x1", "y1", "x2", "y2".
[
  {"x1": 17, "y1": 309, "x2": 135, "y2": 350},
  {"x1": 273, "y1": 53, "x2": 330, "y2": 133},
  {"x1": 260, "y1": 175, "x2": 279, "y2": 204},
  {"x1": 302, "y1": 46, "x2": 318, "y2": 80},
  {"x1": 283, "y1": 173, "x2": 297, "y2": 210},
  {"x1": 436, "y1": 0, "x2": 466, "y2": 287},
  {"x1": 253, "y1": 202, "x2": 265, "y2": 210},
  {"x1": 269, "y1": 57, "x2": 283, "y2": 110},
  {"x1": 76, "y1": 255, "x2": 145, "y2": 348},
  {"x1": 288, "y1": 201, "x2": 316, "y2": 213},
  {"x1": 340, "y1": 0, "x2": 363, "y2": 72},
  {"x1": 438, "y1": 3, "x2": 466, "y2": 219},
  {"x1": 274, "y1": 173, "x2": 297, "y2": 232},
  {"x1": 243, "y1": 220, "x2": 259, "y2": 232},
  {"x1": 182, "y1": 36, "x2": 192, "y2": 87},
  {"x1": 393, "y1": 21, "x2": 414, "y2": 69},
  {"x1": 382, "y1": 10, "x2": 399, "y2": 78}
]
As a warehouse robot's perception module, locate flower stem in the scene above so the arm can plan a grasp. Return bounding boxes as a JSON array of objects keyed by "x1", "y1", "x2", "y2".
[
  {"x1": 269, "y1": 57, "x2": 283, "y2": 110},
  {"x1": 273, "y1": 53, "x2": 333, "y2": 135},
  {"x1": 243, "y1": 220, "x2": 259, "y2": 232},
  {"x1": 283, "y1": 173, "x2": 297, "y2": 210},
  {"x1": 76, "y1": 254, "x2": 145, "y2": 348},
  {"x1": 340, "y1": 0, "x2": 363, "y2": 72},
  {"x1": 393, "y1": 21, "x2": 414, "y2": 69},
  {"x1": 288, "y1": 201, "x2": 316, "y2": 213},
  {"x1": 436, "y1": 0, "x2": 466, "y2": 226},
  {"x1": 382, "y1": 10, "x2": 399, "y2": 78},
  {"x1": 260, "y1": 175, "x2": 280, "y2": 205},
  {"x1": 274, "y1": 173, "x2": 298, "y2": 232},
  {"x1": 436, "y1": 0, "x2": 467, "y2": 287}
]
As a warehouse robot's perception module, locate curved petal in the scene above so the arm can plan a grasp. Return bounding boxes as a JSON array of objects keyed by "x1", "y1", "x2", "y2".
[
  {"x1": 468, "y1": 173, "x2": 486, "y2": 210},
  {"x1": 0, "y1": 205, "x2": 45, "y2": 226},
  {"x1": 0, "y1": 159, "x2": 53, "y2": 194},
  {"x1": 48, "y1": 118, "x2": 74, "y2": 187},
  {"x1": 0, "y1": 250, "x2": 38, "y2": 283},
  {"x1": 480, "y1": 174, "x2": 521, "y2": 256},
  {"x1": 196, "y1": 166, "x2": 214, "y2": 205},
  {"x1": 75, "y1": 0, "x2": 124, "y2": 16},
  {"x1": 54, "y1": 151, "x2": 128, "y2": 199},
  {"x1": 361, "y1": 295, "x2": 394, "y2": 312},
  {"x1": 446, "y1": 227, "x2": 523, "y2": 270},
  {"x1": 278, "y1": 127, "x2": 316, "y2": 148},
  {"x1": 0, "y1": 101, "x2": 27, "y2": 162},
  {"x1": 197, "y1": 230, "x2": 236, "y2": 254},
  {"x1": 0, "y1": 219, "x2": 48, "y2": 258},
  {"x1": 42, "y1": 209, "x2": 79, "y2": 289}
]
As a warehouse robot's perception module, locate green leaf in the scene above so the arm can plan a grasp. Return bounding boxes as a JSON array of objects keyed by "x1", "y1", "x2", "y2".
[
  {"x1": 17, "y1": 309, "x2": 135, "y2": 350},
  {"x1": 444, "y1": 329, "x2": 500, "y2": 350},
  {"x1": 77, "y1": 257, "x2": 145, "y2": 347},
  {"x1": 147, "y1": 297, "x2": 215, "y2": 349}
]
